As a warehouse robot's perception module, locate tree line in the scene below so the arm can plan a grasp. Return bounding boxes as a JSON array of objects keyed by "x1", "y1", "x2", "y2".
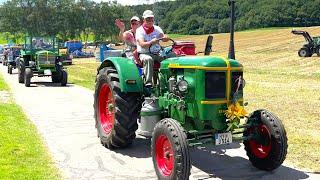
[{"x1": 0, "y1": 0, "x2": 319, "y2": 43}]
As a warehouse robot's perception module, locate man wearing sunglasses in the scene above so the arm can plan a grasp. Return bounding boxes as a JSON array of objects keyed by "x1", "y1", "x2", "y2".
[
  {"x1": 136, "y1": 10, "x2": 170, "y2": 88},
  {"x1": 115, "y1": 16, "x2": 141, "y2": 58}
]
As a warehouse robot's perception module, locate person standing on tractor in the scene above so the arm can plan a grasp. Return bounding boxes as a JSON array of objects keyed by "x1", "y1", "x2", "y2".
[
  {"x1": 115, "y1": 16, "x2": 141, "y2": 58},
  {"x1": 136, "y1": 10, "x2": 170, "y2": 87}
]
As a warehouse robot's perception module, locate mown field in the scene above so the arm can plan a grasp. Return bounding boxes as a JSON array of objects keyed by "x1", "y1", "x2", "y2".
[
  {"x1": 68, "y1": 27, "x2": 320, "y2": 172},
  {"x1": 0, "y1": 74, "x2": 61, "y2": 179}
]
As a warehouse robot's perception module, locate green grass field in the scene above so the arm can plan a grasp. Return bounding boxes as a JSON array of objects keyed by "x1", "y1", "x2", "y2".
[
  {"x1": 0, "y1": 75, "x2": 61, "y2": 179},
  {"x1": 67, "y1": 26, "x2": 320, "y2": 172}
]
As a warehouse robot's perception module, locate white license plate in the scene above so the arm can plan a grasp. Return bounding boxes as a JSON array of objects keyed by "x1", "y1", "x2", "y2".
[
  {"x1": 44, "y1": 69, "x2": 52, "y2": 75},
  {"x1": 215, "y1": 132, "x2": 232, "y2": 145}
]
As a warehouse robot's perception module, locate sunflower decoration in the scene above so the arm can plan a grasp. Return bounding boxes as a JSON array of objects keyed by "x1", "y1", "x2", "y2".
[{"x1": 225, "y1": 102, "x2": 247, "y2": 131}]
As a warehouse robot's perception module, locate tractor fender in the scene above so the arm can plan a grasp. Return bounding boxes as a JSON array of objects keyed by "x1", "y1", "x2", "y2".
[{"x1": 97, "y1": 57, "x2": 143, "y2": 93}]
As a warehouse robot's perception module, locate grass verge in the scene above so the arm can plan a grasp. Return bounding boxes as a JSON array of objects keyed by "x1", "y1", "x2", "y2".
[{"x1": 0, "y1": 74, "x2": 61, "y2": 179}]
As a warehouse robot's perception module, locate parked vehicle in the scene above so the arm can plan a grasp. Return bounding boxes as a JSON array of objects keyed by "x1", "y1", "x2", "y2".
[
  {"x1": 7, "y1": 46, "x2": 22, "y2": 74},
  {"x1": 93, "y1": 1, "x2": 287, "y2": 179},
  {"x1": 17, "y1": 36, "x2": 67, "y2": 87},
  {"x1": 1, "y1": 46, "x2": 10, "y2": 66},
  {"x1": 0, "y1": 45, "x2": 4, "y2": 64}
]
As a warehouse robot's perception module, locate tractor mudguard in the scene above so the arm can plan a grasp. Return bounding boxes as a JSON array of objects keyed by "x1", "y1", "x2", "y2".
[{"x1": 97, "y1": 57, "x2": 143, "y2": 93}]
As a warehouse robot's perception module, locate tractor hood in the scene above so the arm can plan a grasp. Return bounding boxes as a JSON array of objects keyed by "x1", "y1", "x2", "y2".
[
  {"x1": 161, "y1": 56, "x2": 243, "y2": 69},
  {"x1": 36, "y1": 50, "x2": 58, "y2": 56},
  {"x1": 313, "y1": 36, "x2": 320, "y2": 46}
]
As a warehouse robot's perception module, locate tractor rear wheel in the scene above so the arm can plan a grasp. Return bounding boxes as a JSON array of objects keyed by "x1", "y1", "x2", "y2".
[
  {"x1": 94, "y1": 67, "x2": 141, "y2": 148},
  {"x1": 18, "y1": 61, "x2": 25, "y2": 83},
  {"x1": 60, "y1": 70, "x2": 68, "y2": 86},
  {"x1": 316, "y1": 46, "x2": 320, "y2": 56},
  {"x1": 298, "y1": 48, "x2": 311, "y2": 57},
  {"x1": 151, "y1": 118, "x2": 191, "y2": 179},
  {"x1": 243, "y1": 109, "x2": 287, "y2": 171},
  {"x1": 24, "y1": 68, "x2": 32, "y2": 87}
]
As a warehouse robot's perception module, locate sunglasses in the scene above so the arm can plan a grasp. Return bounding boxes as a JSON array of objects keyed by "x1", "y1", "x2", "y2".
[
  {"x1": 131, "y1": 20, "x2": 139, "y2": 25},
  {"x1": 145, "y1": 17, "x2": 154, "y2": 22}
]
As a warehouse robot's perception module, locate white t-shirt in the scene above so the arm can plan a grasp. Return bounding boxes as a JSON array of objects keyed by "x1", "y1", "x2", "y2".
[{"x1": 136, "y1": 25, "x2": 164, "y2": 54}]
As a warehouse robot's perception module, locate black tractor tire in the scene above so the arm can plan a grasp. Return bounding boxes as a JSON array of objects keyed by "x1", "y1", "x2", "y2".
[
  {"x1": 24, "y1": 68, "x2": 32, "y2": 87},
  {"x1": 151, "y1": 118, "x2": 191, "y2": 180},
  {"x1": 8, "y1": 65, "x2": 13, "y2": 74},
  {"x1": 94, "y1": 67, "x2": 141, "y2": 149},
  {"x1": 51, "y1": 73, "x2": 60, "y2": 83},
  {"x1": 60, "y1": 70, "x2": 68, "y2": 86},
  {"x1": 316, "y1": 46, "x2": 320, "y2": 56},
  {"x1": 18, "y1": 61, "x2": 25, "y2": 83},
  {"x1": 243, "y1": 109, "x2": 287, "y2": 171},
  {"x1": 298, "y1": 48, "x2": 311, "y2": 57}
]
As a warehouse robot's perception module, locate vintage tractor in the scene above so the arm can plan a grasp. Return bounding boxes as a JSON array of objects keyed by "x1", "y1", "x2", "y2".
[
  {"x1": 17, "y1": 36, "x2": 68, "y2": 87},
  {"x1": 93, "y1": 1, "x2": 287, "y2": 179},
  {"x1": 292, "y1": 30, "x2": 320, "y2": 57},
  {"x1": 7, "y1": 46, "x2": 22, "y2": 74}
]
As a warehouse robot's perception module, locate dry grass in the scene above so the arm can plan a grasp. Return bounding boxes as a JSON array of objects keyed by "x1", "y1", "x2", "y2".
[{"x1": 68, "y1": 27, "x2": 320, "y2": 172}]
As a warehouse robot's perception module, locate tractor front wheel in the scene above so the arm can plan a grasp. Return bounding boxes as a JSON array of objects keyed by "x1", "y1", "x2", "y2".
[
  {"x1": 24, "y1": 68, "x2": 32, "y2": 87},
  {"x1": 60, "y1": 70, "x2": 68, "y2": 86},
  {"x1": 243, "y1": 109, "x2": 287, "y2": 171},
  {"x1": 298, "y1": 48, "x2": 311, "y2": 57},
  {"x1": 94, "y1": 67, "x2": 141, "y2": 148},
  {"x1": 151, "y1": 118, "x2": 191, "y2": 179},
  {"x1": 8, "y1": 65, "x2": 13, "y2": 74},
  {"x1": 52, "y1": 73, "x2": 60, "y2": 83},
  {"x1": 18, "y1": 61, "x2": 25, "y2": 83}
]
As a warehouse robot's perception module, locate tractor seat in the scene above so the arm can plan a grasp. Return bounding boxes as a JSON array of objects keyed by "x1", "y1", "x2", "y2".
[{"x1": 133, "y1": 50, "x2": 160, "y2": 70}]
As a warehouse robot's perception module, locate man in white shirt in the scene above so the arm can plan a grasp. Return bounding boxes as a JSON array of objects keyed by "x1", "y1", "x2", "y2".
[{"x1": 136, "y1": 10, "x2": 169, "y2": 87}]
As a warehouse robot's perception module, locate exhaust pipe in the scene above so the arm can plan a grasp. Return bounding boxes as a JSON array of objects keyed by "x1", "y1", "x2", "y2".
[{"x1": 228, "y1": 0, "x2": 236, "y2": 60}]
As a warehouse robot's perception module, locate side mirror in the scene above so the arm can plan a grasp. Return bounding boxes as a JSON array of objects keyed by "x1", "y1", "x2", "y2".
[{"x1": 204, "y1": 35, "x2": 213, "y2": 55}]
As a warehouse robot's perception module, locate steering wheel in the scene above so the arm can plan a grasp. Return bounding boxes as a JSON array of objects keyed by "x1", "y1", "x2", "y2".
[{"x1": 149, "y1": 38, "x2": 175, "y2": 56}]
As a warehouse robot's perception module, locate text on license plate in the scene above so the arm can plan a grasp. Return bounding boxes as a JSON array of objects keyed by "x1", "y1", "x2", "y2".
[{"x1": 215, "y1": 132, "x2": 232, "y2": 145}]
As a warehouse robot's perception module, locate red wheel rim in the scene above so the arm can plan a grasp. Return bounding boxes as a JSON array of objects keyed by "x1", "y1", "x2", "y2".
[
  {"x1": 249, "y1": 125, "x2": 272, "y2": 158},
  {"x1": 155, "y1": 134, "x2": 174, "y2": 176},
  {"x1": 98, "y1": 83, "x2": 115, "y2": 134}
]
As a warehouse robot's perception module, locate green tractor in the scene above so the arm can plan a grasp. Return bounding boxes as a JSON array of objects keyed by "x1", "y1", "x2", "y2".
[
  {"x1": 94, "y1": 1, "x2": 287, "y2": 179},
  {"x1": 17, "y1": 36, "x2": 67, "y2": 87},
  {"x1": 292, "y1": 30, "x2": 320, "y2": 57}
]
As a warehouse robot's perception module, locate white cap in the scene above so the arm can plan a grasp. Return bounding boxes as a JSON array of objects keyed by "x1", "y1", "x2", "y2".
[
  {"x1": 142, "y1": 10, "x2": 154, "y2": 19},
  {"x1": 130, "y1": 16, "x2": 140, "y2": 22}
]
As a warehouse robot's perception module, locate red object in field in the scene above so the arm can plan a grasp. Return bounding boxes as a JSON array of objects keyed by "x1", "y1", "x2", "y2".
[{"x1": 172, "y1": 41, "x2": 196, "y2": 56}]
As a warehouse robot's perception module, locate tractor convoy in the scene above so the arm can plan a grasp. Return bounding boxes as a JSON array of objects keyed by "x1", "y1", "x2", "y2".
[
  {"x1": 0, "y1": 0, "x2": 289, "y2": 179},
  {"x1": 94, "y1": 0, "x2": 287, "y2": 179},
  {"x1": 1, "y1": 36, "x2": 68, "y2": 87}
]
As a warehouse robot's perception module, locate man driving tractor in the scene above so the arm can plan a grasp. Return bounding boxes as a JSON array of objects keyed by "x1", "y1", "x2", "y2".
[{"x1": 136, "y1": 10, "x2": 171, "y2": 88}]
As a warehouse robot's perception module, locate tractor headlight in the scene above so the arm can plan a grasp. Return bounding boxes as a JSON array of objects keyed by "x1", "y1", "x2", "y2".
[
  {"x1": 29, "y1": 61, "x2": 35, "y2": 67},
  {"x1": 177, "y1": 80, "x2": 188, "y2": 92}
]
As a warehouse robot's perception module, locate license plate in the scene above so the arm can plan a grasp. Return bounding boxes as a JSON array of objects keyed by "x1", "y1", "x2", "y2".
[
  {"x1": 215, "y1": 132, "x2": 232, "y2": 145},
  {"x1": 44, "y1": 69, "x2": 52, "y2": 75}
]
